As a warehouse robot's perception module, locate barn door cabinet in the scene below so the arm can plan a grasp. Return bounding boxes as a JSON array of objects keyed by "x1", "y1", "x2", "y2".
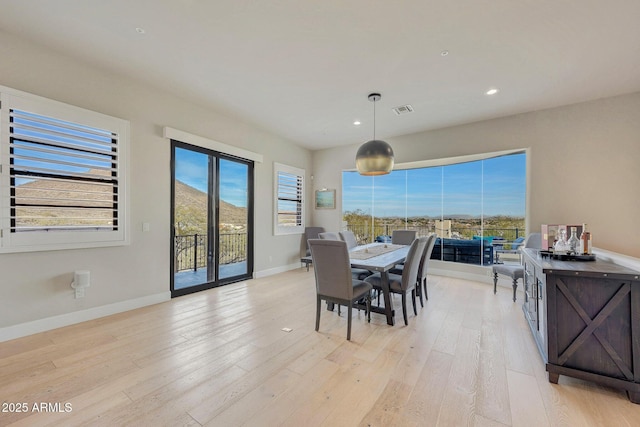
[{"x1": 521, "y1": 248, "x2": 640, "y2": 403}]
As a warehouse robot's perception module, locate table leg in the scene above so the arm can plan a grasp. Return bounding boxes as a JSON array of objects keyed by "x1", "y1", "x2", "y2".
[{"x1": 381, "y1": 271, "x2": 395, "y2": 326}]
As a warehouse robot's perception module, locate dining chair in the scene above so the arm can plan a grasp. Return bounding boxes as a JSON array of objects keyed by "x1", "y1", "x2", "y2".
[
  {"x1": 365, "y1": 236, "x2": 428, "y2": 325},
  {"x1": 339, "y1": 230, "x2": 374, "y2": 280},
  {"x1": 492, "y1": 232, "x2": 541, "y2": 301},
  {"x1": 416, "y1": 233, "x2": 437, "y2": 305},
  {"x1": 308, "y1": 239, "x2": 372, "y2": 340},
  {"x1": 391, "y1": 229, "x2": 417, "y2": 245},
  {"x1": 304, "y1": 226, "x2": 325, "y2": 256},
  {"x1": 339, "y1": 230, "x2": 359, "y2": 249},
  {"x1": 392, "y1": 233, "x2": 437, "y2": 307},
  {"x1": 318, "y1": 231, "x2": 341, "y2": 240}
]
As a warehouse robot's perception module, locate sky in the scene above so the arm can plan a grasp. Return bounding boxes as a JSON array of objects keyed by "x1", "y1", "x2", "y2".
[
  {"x1": 12, "y1": 111, "x2": 253, "y2": 213},
  {"x1": 12, "y1": 110, "x2": 116, "y2": 185},
  {"x1": 175, "y1": 147, "x2": 249, "y2": 207},
  {"x1": 175, "y1": 148, "x2": 524, "y2": 216},
  {"x1": 13, "y1": 109, "x2": 521, "y2": 219},
  {"x1": 343, "y1": 153, "x2": 526, "y2": 218}
]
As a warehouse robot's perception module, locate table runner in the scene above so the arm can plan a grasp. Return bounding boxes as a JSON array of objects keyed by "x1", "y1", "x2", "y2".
[{"x1": 350, "y1": 243, "x2": 405, "y2": 260}]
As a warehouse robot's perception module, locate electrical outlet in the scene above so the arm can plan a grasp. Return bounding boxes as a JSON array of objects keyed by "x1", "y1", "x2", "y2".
[{"x1": 75, "y1": 287, "x2": 85, "y2": 298}]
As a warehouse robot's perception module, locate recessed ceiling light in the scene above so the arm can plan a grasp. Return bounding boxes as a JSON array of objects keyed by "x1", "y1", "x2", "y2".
[
  {"x1": 135, "y1": 27, "x2": 146, "y2": 34},
  {"x1": 441, "y1": 50, "x2": 449, "y2": 56},
  {"x1": 486, "y1": 88, "x2": 499, "y2": 95},
  {"x1": 353, "y1": 121, "x2": 361, "y2": 126}
]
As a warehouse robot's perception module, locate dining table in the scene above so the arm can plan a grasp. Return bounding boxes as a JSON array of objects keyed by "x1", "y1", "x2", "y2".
[{"x1": 326, "y1": 242, "x2": 410, "y2": 326}]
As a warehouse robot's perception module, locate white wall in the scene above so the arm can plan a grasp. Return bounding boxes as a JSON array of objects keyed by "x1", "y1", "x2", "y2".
[
  {"x1": 0, "y1": 31, "x2": 312, "y2": 338},
  {"x1": 312, "y1": 92, "x2": 640, "y2": 259}
]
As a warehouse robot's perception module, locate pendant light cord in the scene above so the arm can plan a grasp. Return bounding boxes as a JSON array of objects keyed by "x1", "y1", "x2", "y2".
[{"x1": 372, "y1": 98, "x2": 376, "y2": 140}]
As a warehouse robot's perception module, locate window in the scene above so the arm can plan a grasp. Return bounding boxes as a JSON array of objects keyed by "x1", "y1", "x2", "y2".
[
  {"x1": 0, "y1": 87, "x2": 130, "y2": 253},
  {"x1": 273, "y1": 162, "x2": 304, "y2": 235},
  {"x1": 342, "y1": 151, "x2": 526, "y2": 265}
]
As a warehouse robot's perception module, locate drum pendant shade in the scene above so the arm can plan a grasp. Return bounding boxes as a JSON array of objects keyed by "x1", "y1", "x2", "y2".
[{"x1": 356, "y1": 140, "x2": 394, "y2": 175}]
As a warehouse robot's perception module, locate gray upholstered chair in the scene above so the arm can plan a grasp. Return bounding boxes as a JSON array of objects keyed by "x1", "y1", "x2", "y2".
[
  {"x1": 416, "y1": 233, "x2": 437, "y2": 305},
  {"x1": 308, "y1": 239, "x2": 372, "y2": 340},
  {"x1": 318, "y1": 231, "x2": 341, "y2": 241},
  {"x1": 392, "y1": 229, "x2": 417, "y2": 245},
  {"x1": 339, "y1": 230, "x2": 359, "y2": 249},
  {"x1": 492, "y1": 232, "x2": 542, "y2": 301},
  {"x1": 304, "y1": 226, "x2": 325, "y2": 256},
  {"x1": 365, "y1": 236, "x2": 428, "y2": 325},
  {"x1": 340, "y1": 230, "x2": 373, "y2": 280},
  {"x1": 389, "y1": 233, "x2": 436, "y2": 307}
]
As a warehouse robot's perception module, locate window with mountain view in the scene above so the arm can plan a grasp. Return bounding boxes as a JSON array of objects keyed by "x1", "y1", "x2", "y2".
[
  {"x1": 9, "y1": 110, "x2": 118, "y2": 231},
  {"x1": 0, "y1": 87, "x2": 129, "y2": 253},
  {"x1": 342, "y1": 151, "x2": 526, "y2": 266}
]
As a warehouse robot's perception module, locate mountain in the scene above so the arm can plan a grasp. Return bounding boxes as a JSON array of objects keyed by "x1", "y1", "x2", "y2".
[
  {"x1": 13, "y1": 171, "x2": 115, "y2": 227},
  {"x1": 13, "y1": 174, "x2": 246, "y2": 231},
  {"x1": 174, "y1": 180, "x2": 247, "y2": 233}
]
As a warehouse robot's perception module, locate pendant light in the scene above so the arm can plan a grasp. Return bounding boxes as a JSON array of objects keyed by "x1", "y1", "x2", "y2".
[{"x1": 355, "y1": 93, "x2": 394, "y2": 175}]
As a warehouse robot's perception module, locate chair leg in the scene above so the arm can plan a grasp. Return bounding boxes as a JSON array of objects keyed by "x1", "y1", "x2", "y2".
[
  {"x1": 366, "y1": 294, "x2": 371, "y2": 323},
  {"x1": 493, "y1": 272, "x2": 498, "y2": 294},
  {"x1": 417, "y1": 281, "x2": 424, "y2": 307},
  {"x1": 347, "y1": 305, "x2": 353, "y2": 341},
  {"x1": 338, "y1": 304, "x2": 341, "y2": 316},
  {"x1": 512, "y1": 278, "x2": 518, "y2": 302},
  {"x1": 411, "y1": 289, "x2": 417, "y2": 315},
  {"x1": 401, "y1": 293, "x2": 408, "y2": 325},
  {"x1": 423, "y1": 278, "x2": 428, "y2": 301},
  {"x1": 315, "y1": 296, "x2": 321, "y2": 331}
]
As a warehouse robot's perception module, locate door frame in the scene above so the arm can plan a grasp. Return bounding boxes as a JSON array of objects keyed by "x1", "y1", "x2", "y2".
[{"x1": 170, "y1": 140, "x2": 254, "y2": 297}]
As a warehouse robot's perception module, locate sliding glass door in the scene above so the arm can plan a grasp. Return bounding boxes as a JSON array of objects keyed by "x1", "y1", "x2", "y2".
[
  {"x1": 171, "y1": 141, "x2": 253, "y2": 297},
  {"x1": 218, "y1": 158, "x2": 250, "y2": 280}
]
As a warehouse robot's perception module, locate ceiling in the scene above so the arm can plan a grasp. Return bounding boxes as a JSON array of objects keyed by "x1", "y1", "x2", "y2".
[{"x1": 1, "y1": 1, "x2": 640, "y2": 151}]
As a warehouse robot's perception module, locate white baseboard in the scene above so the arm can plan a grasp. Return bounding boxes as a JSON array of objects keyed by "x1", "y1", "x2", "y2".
[
  {"x1": 0, "y1": 292, "x2": 171, "y2": 343},
  {"x1": 11, "y1": 250, "x2": 631, "y2": 344},
  {"x1": 254, "y1": 262, "x2": 301, "y2": 279}
]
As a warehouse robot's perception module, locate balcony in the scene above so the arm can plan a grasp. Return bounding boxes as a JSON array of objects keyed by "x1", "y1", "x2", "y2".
[
  {"x1": 174, "y1": 232, "x2": 247, "y2": 289},
  {"x1": 344, "y1": 222, "x2": 523, "y2": 266}
]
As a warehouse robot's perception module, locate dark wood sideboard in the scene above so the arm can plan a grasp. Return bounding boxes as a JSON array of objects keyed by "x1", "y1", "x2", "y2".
[{"x1": 521, "y1": 248, "x2": 640, "y2": 403}]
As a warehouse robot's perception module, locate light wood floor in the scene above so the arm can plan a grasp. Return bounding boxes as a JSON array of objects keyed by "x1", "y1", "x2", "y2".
[{"x1": 1, "y1": 268, "x2": 640, "y2": 426}]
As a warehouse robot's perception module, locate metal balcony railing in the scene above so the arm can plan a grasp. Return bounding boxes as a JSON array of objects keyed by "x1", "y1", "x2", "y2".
[
  {"x1": 343, "y1": 223, "x2": 522, "y2": 244},
  {"x1": 174, "y1": 232, "x2": 247, "y2": 272}
]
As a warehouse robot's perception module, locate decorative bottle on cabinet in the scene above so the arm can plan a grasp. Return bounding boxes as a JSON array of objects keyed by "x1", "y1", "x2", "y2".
[
  {"x1": 568, "y1": 227, "x2": 579, "y2": 254},
  {"x1": 580, "y1": 223, "x2": 592, "y2": 254},
  {"x1": 554, "y1": 228, "x2": 569, "y2": 254}
]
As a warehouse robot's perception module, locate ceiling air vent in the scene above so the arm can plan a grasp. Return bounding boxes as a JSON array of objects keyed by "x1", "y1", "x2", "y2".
[{"x1": 392, "y1": 104, "x2": 414, "y2": 115}]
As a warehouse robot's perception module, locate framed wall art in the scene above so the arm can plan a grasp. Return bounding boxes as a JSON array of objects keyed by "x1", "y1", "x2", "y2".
[{"x1": 315, "y1": 189, "x2": 336, "y2": 209}]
